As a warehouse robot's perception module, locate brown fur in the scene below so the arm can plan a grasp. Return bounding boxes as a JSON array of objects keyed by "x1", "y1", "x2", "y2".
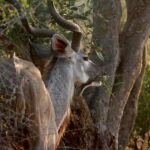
[
  {"x1": 0, "y1": 57, "x2": 56, "y2": 150},
  {"x1": 55, "y1": 109, "x2": 71, "y2": 147}
]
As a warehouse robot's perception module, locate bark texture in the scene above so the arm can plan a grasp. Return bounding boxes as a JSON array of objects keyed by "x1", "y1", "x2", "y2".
[
  {"x1": 88, "y1": 0, "x2": 150, "y2": 149},
  {"x1": 118, "y1": 48, "x2": 146, "y2": 149},
  {"x1": 87, "y1": 0, "x2": 121, "y2": 149},
  {"x1": 107, "y1": 0, "x2": 150, "y2": 146},
  {"x1": 90, "y1": 0, "x2": 121, "y2": 125}
]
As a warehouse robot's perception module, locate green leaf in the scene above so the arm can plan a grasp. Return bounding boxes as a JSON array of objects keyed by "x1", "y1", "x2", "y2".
[{"x1": 95, "y1": 50, "x2": 104, "y2": 61}]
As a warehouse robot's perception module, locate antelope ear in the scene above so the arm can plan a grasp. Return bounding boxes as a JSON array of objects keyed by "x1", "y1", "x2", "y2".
[{"x1": 51, "y1": 34, "x2": 69, "y2": 53}]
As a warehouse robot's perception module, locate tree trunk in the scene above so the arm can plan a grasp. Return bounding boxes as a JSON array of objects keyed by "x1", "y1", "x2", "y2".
[
  {"x1": 60, "y1": 0, "x2": 150, "y2": 150},
  {"x1": 90, "y1": 0, "x2": 121, "y2": 127},
  {"x1": 118, "y1": 47, "x2": 146, "y2": 149},
  {"x1": 87, "y1": 1, "x2": 121, "y2": 149},
  {"x1": 107, "y1": 1, "x2": 150, "y2": 148}
]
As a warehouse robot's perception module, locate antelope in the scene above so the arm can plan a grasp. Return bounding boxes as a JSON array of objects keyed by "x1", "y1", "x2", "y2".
[
  {"x1": 0, "y1": 57, "x2": 57, "y2": 150},
  {"x1": 1, "y1": 0, "x2": 95, "y2": 149}
]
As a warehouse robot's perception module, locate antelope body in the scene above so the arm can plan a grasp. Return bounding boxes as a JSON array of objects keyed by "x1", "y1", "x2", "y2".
[
  {"x1": 1, "y1": 0, "x2": 93, "y2": 149},
  {"x1": 0, "y1": 57, "x2": 56, "y2": 150}
]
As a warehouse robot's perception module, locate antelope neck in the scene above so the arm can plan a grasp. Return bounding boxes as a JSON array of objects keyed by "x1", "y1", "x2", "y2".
[{"x1": 44, "y1": 59, "x2": 74, "y2": 130}]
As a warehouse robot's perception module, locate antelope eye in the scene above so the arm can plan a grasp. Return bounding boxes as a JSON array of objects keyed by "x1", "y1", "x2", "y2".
[{"x1": 83, "y1": 56, "x2": 89, "y2": 61}]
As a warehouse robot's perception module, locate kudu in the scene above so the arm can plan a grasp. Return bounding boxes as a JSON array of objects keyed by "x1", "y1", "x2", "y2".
[{"x1": 1, "y1": 0, "x2": 94, "y2": 149}]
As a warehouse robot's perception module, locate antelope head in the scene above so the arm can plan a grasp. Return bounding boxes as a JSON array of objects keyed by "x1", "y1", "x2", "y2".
[
  {"x1": 7, "y1": 0, "x2": 93, "y2": 85},
  {"x1": 51, "y1": 33, "x2": 91, "y2": 83}
]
